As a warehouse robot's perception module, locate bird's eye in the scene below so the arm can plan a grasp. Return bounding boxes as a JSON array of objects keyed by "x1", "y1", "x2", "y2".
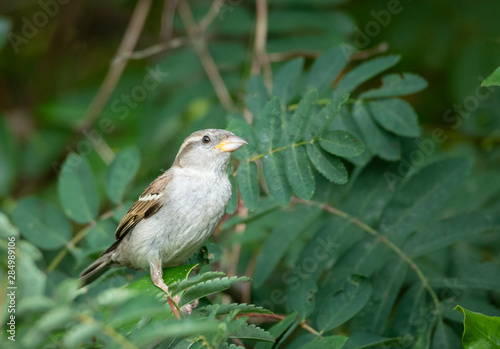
[{"x1": 202, "y1": 135, "x2": 211, "y2": 143}]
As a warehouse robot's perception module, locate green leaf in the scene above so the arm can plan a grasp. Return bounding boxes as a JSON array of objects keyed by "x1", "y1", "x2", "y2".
[
  {"x1": 255, "y1": 97, "x2": 282, "y2": 152},
  {"x1": 0, "y1": 212, "x2": 19, "y2": 241},
  {"x1": 85, "y1": 218, "x2": 116, "y2": 250},
  {"x1": 179, "y1": 276, "x2": 250, "y2": 307},
  {"x1": 318, "y1": 130, "x2": 365, "y2": 158},
  {"x1": 455, "y1": 306, "x2": 500, "y2": 348},
  {"x1": 348, "y1": 158, "x2": 473, "y2": 277},
  {"x1": 195, "y1": 303, "x2": 273, "y2": 316},
  {"x1": 315, "y1": 275, "x2": 372, "y2": 332},
  {"x1": 0, "y1": 118, "x2": 18, "y2": 197},
  {"x1": 343, "y1": 332, "x2": 405, "y2": 349},
  {"x1": 334, "y1": 111, "x2": 374, "y2": 166},
  {"x1": 308, "y1": 93, "x2": 349, "y2": 137},
  {"x1": 482, "y1": 66, "x2": 500, "y2": 87},
  {"x1": 405, "y1": 210, "x2": 499, "y2": 257},
  {"x1": 307, "y1": 46, "x2": 349, "y2": 93},
  {"x1": 255, "y1": 98, "x2": 291, "y2": 207},
  {"x1": 288, "y1": 89, "x2": 318, "y2": 142},
  {"x1": 337, "y1": 55, "x2": 401, "y2": 94},
  {"x1": 284, "y1": 146, "x2": 315, "y2": 200},
  {"x1": 262, "y1": 153, "x2": 291, "y2": 207},
  {"x1": 227, "y1": 163, "x2": 238, "y2": 214},
  {"x1": 57, "y1": 153, "x2": 99, "y2": 224},
  {"x1": 352, "y1": 257, "x2": 407, "y2": 334},
  {"x1": 169, "y1": 271, "x2": 226, "y2": 296},
  {"x1": 12, "y1": 197, "x2": 71, "y2": 250},
  {"x1": 298, "y1": 335, "x2": 348, "y2": 349},
  {"x1": 273, "y1": 58, "x2": 304, "y2": 104},
  {"x1": 0, "y1": 17, "x2": 12, "y2": 50},
  {"x1": 129, "y1": 320, "x2": 219, "y2": 347},
  {"x1": 227, "y1": 118, "x2": 257, "y2": 161},
  {"x1": 230, "y1": 323, "x2": 274, "y2": 342},
  {"x1": 106, "y1": 147, "x2": 140, "y2": 204},
  {"x1": 127, "y1": 265, "x2": 195, "y2": 296},
  {"x1": 287, "y1": 275, "x2": 317, "y2": 320},
  {"x1": 21, "y1": 306, "x2": 74, "y2": 348},
  {"x1": 246, "y1": 75, "x2": 269, "y2": 118},
  {"x1": 306, "y1": 143, "x2": 348, "y2": 184},
  {"x1": 253, "y1": 206, "x2": 321, "y2": 287},
  {"x1": 368, "y1": 98, "x2": 420, "y2": 137},
  {"x1": 254, "y1": 312, "x2": 297, "y2": 349},
  {"x1": 236, "y1": 161, "x2": 260, "y2": 211},
  {"x1": 428, "y1": 263, "x2": 500, "y2": 291},
  {"x1": 386, "y1": 284, "x2": 426, "y2": 340},
  {"x1": 352, "y1": 102, "x2": 400, "y2": 160},
  {"x1": 431, "y1": 321, "x2": 462, "y2": 349},
  {"x1": 381, "y1": 157, "x2": 473, "y2": 239},
  {"x1": 360, "y1": 73, "x2": 428, "y2": 98},
  {"x1": 64, "y1": 322, "x2": 101, "y2": 348}
]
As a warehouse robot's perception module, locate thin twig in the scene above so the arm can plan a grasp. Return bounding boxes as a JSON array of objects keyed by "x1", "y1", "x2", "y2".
[
  {"x1": 113, "y1": 38, "x2": 188, "y2": 61},
  {"x1": 268, "y1": 50, "x2": 320, "y2": 62},
  {"x1": 199, "y1": 0, "x2": 225, "y2": 32},
  {"x1": 242, "y1": 250, "x2": 258, "y2": 304},
  {"x1": 350, "y1": 42, "x2": 389, "y2": 61},
  {"x1": 240, "y1": 313, "x2": 321, "y2": 337},
  {"x1": 47, "y1": 209, "x2": 116, "y2": 272},
  {"x1": 231, "y1": 338, "x2": 245, "y2": 347},
  {"x1": 160, "y1": 0, "x2": 178, "y2": 41},
  {"x1": 251, "y1": 0, "x2": 272, "y2": 89},
  {"x1": 78, "y1": 0, "x2": 152, "y2": 133},
  {"x1": 177, "y1": 0, "x2": 235, "y2": 112},
  {"x1": 167, "y1": 296, "x2": 182, "y2": 320},
  {"x1": 291, "y1": 197, "x2": 441, "y2": 312}
]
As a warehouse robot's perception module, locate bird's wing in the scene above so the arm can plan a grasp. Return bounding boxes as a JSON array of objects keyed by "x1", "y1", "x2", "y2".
[{"x1": 114, "y1": 171, "x2": 171, "y2": 241}]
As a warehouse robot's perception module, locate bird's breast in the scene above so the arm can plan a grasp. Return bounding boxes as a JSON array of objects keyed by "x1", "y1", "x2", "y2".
[{"x1": 158, "y1": 171, "x2": 231, "y2": 263}]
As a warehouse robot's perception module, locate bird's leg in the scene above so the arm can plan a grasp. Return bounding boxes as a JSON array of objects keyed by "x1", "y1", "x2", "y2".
[{"x1": 149, "y1": 260, "x2": 181, "y2": 319}]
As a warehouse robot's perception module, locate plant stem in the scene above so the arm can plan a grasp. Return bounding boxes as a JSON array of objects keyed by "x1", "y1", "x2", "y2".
[
  {"x1": 248, "y1": 139, "x2": 316, "y2": 162},
  {"x1": 178, "y1": 0, "x2": 235, "y2": 112},
  {"x1": 240, "y1": 313, "x2": 322, "y2": 337},
  {"x1": 47, "y1": 209, "x2": 116, "y2": 272},
  {"x1": 292, "y1": 197, "x2": 441, "y2": 313}
]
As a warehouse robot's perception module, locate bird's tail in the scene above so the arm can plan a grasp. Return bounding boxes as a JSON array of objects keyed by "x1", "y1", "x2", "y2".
[{"x1": 79, "y1": 253, "x2": 113, "y2": 287}]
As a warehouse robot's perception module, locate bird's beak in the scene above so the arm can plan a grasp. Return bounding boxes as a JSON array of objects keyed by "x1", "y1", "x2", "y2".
[{"x1": 215, "y1": 135, "x2": 247, "y2": 152}]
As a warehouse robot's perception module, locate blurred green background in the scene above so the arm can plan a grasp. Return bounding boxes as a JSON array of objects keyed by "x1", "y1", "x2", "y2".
[
  {"x1": 1, "y1": 0, "x2": 500, "y2": 347},
  {"x1": 1, "y1": 0, "x2": 499, "y2": 203}
]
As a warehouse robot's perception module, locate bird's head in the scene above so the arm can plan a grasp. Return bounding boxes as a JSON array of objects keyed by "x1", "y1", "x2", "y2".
[{"x1": 173, "y1": 129, "x2": 247, "y2": 174}]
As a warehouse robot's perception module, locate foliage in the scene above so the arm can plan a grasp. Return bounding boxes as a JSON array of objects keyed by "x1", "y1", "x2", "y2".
[
  {"x1": 483, "y1": 66, "x2": 500, "y2": 87},
  {"x1": 1, "y1": 0, "x2": 500, "y2": 348},
  {"x1": 455, "y1": 306, "x2": 500, "y2": 349}
]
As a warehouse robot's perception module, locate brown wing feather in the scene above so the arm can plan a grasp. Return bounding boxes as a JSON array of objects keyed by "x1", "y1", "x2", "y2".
[{"x1": 114, "y1": 172, "x2": 171, "y2": 240}]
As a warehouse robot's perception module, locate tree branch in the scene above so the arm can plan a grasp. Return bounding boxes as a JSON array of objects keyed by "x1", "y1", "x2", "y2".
[
  {"x1": 251, "y1": 0, "x2": 272, "y2": 89},
  {"x1": 240, "y1": 313, "x2": 322, "y2": 337},
  {"x1": 77, "y1": 0, "x2": 153, "y2": 135},
  {"x1": 177, "y1": 0, "x2": 235, "y2": 112},
  {"x1": 292, "y1": 197, "x2": 441, "y2": 313}
]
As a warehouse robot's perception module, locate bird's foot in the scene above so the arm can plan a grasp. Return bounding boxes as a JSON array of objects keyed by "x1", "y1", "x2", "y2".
[{"x1": 160, "y1": 288, "x2": 199, "y2": 317}]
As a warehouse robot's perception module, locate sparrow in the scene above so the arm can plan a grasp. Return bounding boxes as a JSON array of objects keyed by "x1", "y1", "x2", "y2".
[{"x1": 80, "y1": 129, "x2": 247, "y2": 311}]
